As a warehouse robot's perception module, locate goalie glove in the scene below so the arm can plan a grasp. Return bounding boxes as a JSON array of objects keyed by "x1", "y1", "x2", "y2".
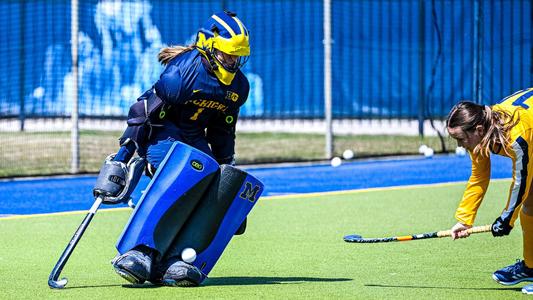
[{"x1": 93, "y1": 154, "x2": 146, "y2": 205}]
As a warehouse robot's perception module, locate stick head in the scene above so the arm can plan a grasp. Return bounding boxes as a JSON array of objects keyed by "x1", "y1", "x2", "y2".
[
  {"x1": 48, "y1": 278, "x2": 68, "y2": 289},
  {"x1": 343, "y1": 234, "x2": 362, "y2": 242}
]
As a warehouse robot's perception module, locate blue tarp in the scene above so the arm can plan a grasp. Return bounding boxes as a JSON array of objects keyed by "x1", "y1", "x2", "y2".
[{"x1": 1, "y1": 1, "x2": 531, "y2": 118}]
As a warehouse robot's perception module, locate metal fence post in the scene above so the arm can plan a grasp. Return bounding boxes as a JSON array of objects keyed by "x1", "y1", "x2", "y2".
[
  {"x1": 418, "y1": 0, "x2": 426, "y2": 136},
  {"x1": 324, "y1": 0, "x2": 333, "y2": 158},
  {"x1": 71, "y1": 0, "x2": 79, "y2": 174},
  {"x1": 19, "y1": 2, "x2": 26, "y2": 132},
  {"x1": 473, "y1": 0, "x2": 483, "y2": 104}
]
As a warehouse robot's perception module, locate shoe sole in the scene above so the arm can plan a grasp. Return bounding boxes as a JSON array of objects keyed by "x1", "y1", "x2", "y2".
[
  {"x1": 524, "y1": 289, "x2": 533, "y2": 295},
  {"x1": 492, "y1": 274, "x2": 533, "y2": 285},
  {"x1": 114, "y1": 266, "x2": 145, "y2": 285},
  {"x1": 162, "y1": 279, "x2": 198, "y2": 287}
]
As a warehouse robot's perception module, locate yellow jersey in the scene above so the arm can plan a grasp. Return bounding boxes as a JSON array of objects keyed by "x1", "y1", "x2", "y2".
[{"x1": 456, "y1": 88, "x2": 533, "y2": 226}]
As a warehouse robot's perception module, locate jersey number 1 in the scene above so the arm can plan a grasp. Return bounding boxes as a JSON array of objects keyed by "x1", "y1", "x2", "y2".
[
  {"x1": 190, "y1": 108, "x2": 205, "y2": 120},
  {"x1": 511, "y1": 90, "x2": 533, "y2": 109}
]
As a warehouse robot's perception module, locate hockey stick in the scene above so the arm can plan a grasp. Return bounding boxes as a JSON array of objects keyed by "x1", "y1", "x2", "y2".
[
  {"x1": 48, "y1": 195, "x2": 104, "y2": 289},
  {"x1": 343, "y1": 224, "x2": 491, "y2": 243}
]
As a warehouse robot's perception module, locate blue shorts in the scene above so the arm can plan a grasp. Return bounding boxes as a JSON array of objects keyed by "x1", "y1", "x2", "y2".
[
  {"x1": 146, "y1": 121, "x2": 214, "y2": 169},
  {"x1": 146, "y1": 137, "x2": 178, "y2": 169}
]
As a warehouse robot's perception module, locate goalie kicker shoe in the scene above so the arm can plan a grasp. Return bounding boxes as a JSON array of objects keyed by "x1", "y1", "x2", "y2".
[
  {"x1": 158, "y1": 259, "x2": 203, "y2": 287},
  {"x1": 112, "y1": 246, "x2": 154, "y2": 284},
  {"x1": 492, "y1": 260, "x2": 533, "y2": 285}
]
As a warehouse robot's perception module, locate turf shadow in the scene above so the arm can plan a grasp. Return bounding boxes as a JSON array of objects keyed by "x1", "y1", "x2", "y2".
[
  {"x1": 205, "y1": 276, "x2": 352, "y2": 286},
  {"x1": 65, "y1": 277, "x2": 352, "y2": 289},
  {"x1": 365, "y1": 283, "x2": 522, "y2": 291},
  {"x1": 122, "y1": 283, "x2": 164, "y2": 289},
  {"x1": 65, "y1": 283, "x2": 163, "y2": 289},
  {"x1": 62, "y1": 283, "x2": 125, "y2": 289}
]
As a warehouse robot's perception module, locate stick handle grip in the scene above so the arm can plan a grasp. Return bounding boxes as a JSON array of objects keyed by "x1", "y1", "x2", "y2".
[{"x1": 436, "y1": 224, "x2": 491, "y2": 237}]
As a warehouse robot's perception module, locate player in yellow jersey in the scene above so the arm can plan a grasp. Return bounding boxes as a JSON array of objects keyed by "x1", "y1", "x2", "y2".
[{"x1": 446, "y1": 88, "x2": 533, "y2": 293}]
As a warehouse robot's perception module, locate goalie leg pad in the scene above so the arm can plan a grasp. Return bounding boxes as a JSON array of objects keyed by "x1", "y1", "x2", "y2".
[
  {"x1": 116, "y1": 141, "x2": 219, "y2": 256},
  {"x1": 163, "y1": 165, "x2": 264, "y2": 283}
]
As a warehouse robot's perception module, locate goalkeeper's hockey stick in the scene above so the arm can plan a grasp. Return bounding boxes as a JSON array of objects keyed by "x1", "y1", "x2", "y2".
[
  {"x1": 48, "y1": 195, "x2": 104, "y2": 289},
  {"x1": 343, "y1": 224, "x2": 491, "y2": 243}
]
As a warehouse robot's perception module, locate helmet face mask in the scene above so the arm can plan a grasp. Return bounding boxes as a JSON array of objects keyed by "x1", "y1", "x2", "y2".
[
  {"x1": 212, "y1": 48, "x2": 249, "y2": 73},
  {"x1": 195, "y1": 11, "x2": 250, "y2": 85}
]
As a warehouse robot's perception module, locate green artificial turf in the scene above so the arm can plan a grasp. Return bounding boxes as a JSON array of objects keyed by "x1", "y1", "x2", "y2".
[{"x1": 0, "y1": 180, "x2": 527, "y2": 299}]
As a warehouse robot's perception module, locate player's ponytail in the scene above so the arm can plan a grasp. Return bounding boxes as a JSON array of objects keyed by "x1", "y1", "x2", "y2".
[
  {"x1": 447, "y1": 101, "x2": 518, "y2": 157},
  {"x1": 158, "y1": 45, "x2": 196, "y2": 65},
  {"x1": 478, "y1": 105, "x2": 518, "y2": 157}
]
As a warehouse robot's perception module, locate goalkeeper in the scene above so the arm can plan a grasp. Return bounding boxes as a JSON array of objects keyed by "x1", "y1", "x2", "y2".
[
  {"x1": 92, "y1": 11, "x2": 254, "y2": 287},
  {"x1": 446, "y1": 89, "x2": 533, "y2": 293}
]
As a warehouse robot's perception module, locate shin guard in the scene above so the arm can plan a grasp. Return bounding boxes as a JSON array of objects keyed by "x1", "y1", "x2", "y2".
[
  {"x1": 116, "y1": 142, "x2": 219, "y2": 256},
  {"x1": 163, "y1": 165, "x2": 264, "y2": 282}
]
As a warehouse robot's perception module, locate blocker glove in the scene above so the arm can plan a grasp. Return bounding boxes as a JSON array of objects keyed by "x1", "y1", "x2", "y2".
[
  {"x1": 93, "y1": 155, "x2": 128, "y2": 203},
  {"x1": 93, "y1": 154, "x2": 145, "y2": 205},
  {"x1": 491, "y1": 216, "x2": 513, "y2": 237}
]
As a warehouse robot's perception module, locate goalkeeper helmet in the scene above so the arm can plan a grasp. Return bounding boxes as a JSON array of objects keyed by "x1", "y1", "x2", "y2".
[{"x1": 196, "y1": 11, "x2": 250, "y2": 85}]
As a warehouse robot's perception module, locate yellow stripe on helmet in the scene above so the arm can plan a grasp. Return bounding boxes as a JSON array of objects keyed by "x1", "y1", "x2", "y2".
[
  {"x1": 233, "y1": 16, "x2": 247, "y2": 36},
  {"x1": 212, "y1": 15, "x2": 236, "y2": 36}
]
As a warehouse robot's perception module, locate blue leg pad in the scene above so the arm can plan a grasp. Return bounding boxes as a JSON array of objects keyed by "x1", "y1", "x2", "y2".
[
  {"x1": 163, "y1": 165, "x2": 264, "y2": 282},
  {"x1": 116, "y1": 141, "x2": 219, "y2": 255}
]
